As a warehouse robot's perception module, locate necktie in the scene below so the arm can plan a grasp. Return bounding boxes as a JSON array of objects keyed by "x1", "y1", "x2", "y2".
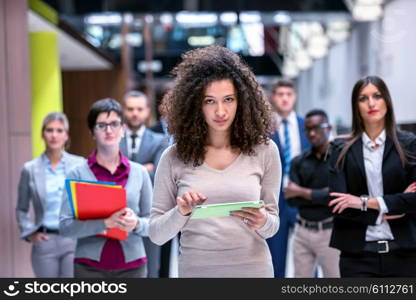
[
  {"x1": 131, "y1": 133, "x2": 138, "y2": 161},
  {"x1": 282, "y1": 119, "x2": 291, "y2": 175}
]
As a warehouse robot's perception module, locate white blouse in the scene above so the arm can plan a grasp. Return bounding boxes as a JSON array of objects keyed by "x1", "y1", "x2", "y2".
[{"x1": 362, "y1": 130, "x2": 394, "y2": 241}]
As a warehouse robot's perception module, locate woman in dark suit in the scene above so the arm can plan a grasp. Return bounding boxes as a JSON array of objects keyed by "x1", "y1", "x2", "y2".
[
  {"x1": 328, "y1": 75, "x2": 416, "y2": 277},
  {"x1": 16, "y1": 112, "x2": 84, "y2": 277}
]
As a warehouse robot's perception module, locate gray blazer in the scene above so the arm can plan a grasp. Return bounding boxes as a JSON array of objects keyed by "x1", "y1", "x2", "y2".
[
  {"x1": 59, "y1": 161, "x2": 152, "y2": 263},
  {"x1": 120, "y1": 128, "x2": 168, "y2": 182},
  {"x1": 16, "y1": 151, "x2": 85, "y2": 240}
]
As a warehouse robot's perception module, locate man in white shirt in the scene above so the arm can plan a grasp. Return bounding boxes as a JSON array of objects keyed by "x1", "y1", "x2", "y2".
[{"x1": 268, "y1": 79, "x2": 310, "y2": 277}]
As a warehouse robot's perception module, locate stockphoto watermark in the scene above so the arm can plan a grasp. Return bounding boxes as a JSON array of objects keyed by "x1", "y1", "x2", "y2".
[{"x1": 2, "y1": 280, "x2": 127, "y2": 297}]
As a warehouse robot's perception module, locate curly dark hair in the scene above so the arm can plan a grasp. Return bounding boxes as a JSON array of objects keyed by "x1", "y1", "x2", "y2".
[{"x1": 163, "y1": 45, "x2": 274, "y2": 167}]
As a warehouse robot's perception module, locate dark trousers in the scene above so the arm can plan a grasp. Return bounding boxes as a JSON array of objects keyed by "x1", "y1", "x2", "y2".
[
  {"x1": 159, "y1": 233, "x2": 181, "y2": 278},
  {"x1": 340, "y1": 249, "x2": 416, "y2": 277},
  {"x1": 142, "y1": 237, "x2": 161, "y2": 278},
  {"x1": 159, "y1": 240, "x2": 172, "y2": 278},
  {"x1": 74, "y1": 262, "x2": 147, "y2": 278},
  {"x1": 267, "y1": 206, "x2": 297, "y2": 277}
]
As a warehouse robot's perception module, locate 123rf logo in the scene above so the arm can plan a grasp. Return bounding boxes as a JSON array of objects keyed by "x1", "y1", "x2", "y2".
[
  {"x1": 3, "y1": 281, "x2": 20, "y2": 297},
  {"x1": 3, "y1": 281, "x2": 127, "y2": 297}
]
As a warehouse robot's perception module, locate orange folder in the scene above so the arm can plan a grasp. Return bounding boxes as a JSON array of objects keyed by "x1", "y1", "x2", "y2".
[{"x1": 74, "y1": 182, "x2": 128, "y2": 241}]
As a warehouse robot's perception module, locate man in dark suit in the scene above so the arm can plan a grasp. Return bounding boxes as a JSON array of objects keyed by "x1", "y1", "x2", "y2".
[
  {"x1": 150, "y1": 82, "x2": 173, "y2": 144},
  {"x1": 120, "y1": 90, "x2": 168, "y2": 277},
  {"x1": 267, "y1": 79, "x2": 310, "y2": 277},
  {"x1": 149, "y1": 83, "x2": 176, "y2": 278}
]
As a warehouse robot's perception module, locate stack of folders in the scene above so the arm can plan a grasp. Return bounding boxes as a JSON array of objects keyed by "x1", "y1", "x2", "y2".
[{"x1": 65, "y1": 179, "x2": 128, "y2": 241}]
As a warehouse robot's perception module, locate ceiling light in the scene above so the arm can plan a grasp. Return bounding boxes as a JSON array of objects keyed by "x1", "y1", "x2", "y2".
[
  {"x1": 85, "y1": 13, "x2": 122, "y2": 25},
  {"x1": 327, "y1": 20, "x2": 350, "y2": 43},
  {"x1": 295, "y1": 49, "x2": 312, "y2": 70},
  {"x1": 273, "y1": 12, "x2": 291, "y2": 25},
  {"x1": 160, "y1": 13, "x2": 173, "y2": 25},
  {"x1": 188, "y1": 36, "x2": 216, "y2": 47},
  {"x1": 176, "y1": 11, "x2": 218, "y2": 27},
  {"x1": 356, "y1": 0, "x2": 383, "y2": 5},
  {"x1": 307, "y1": 35, "x2": 329, "y2": 59},
  {"x1": 239, "y1": 11, "x2": 261, "y2": 23},
  {"x1": 352, "y1": 4, "x2": 383, "y2": 21},
  {"x1": 282, "y1": 58, "x2": 300, "y2": 78},
  {"x1": 220, "y1": 12, "x2": 238, "y2": 25}
]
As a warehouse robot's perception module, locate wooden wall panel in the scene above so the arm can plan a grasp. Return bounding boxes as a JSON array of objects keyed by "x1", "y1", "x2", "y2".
[
  {"x1": 6, "y1": 0, "x2": 31, "y2": 133},
  {"x1": 0, "y1": 0, "x2": 32, "y2": 277},
  {"x1": 0, "y1": 0, "x2": 13, "y2": 277},
  {"x1": 0, "y1": 1, "x2": 127, "y2": 277},
  {"x1": 10, "y1": 136, "x2": 34, "y2": 277},
  {"x1": 62, "y1": 68, "x2": 126, "y2": 157}
]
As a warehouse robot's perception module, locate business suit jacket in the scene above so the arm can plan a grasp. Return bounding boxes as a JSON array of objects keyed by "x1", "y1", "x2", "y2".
[
  {"x1": 329, "y1": 130, "x2": 416, "y2": 253},
  {"x1": 271, "y1": 115, "x2": 310, "y2": 223},
  {"x1": 16, "y1": 151, "x2": 85, "y2": 240},
  {"x1": 120, "y1": 128, "x2": 168, "y2": 182}
]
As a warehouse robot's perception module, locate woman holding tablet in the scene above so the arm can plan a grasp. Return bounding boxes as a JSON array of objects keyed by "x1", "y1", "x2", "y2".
[{"x1": 149, "y1": 45, "x2": 281, "y2": 277}]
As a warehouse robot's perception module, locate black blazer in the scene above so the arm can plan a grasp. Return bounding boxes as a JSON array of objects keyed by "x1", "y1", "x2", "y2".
[{"x1": 329, "y1": 130, "x2": 416, "y2": 253}]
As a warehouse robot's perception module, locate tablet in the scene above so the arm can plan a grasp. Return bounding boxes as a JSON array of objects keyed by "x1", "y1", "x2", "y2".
[{"x1": 190, "y1": 200, "x2": 264, "y2": 219}]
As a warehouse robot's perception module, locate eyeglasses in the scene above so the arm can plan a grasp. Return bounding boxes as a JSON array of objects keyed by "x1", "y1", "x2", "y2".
[
  {"x1": 305, "y1": 123, "x2": 330, "y2": 132},
  {"x1": 94, "y1": 121, "x2": 122, "y2": 131}
]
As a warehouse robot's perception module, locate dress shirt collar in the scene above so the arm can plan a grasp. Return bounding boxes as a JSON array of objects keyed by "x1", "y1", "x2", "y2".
[
  {"x1": 41, "y1": 152, "x2": 66, "y2": 167},
  {"x1": 275, "y1": 110, "x2": 297, "y2": 127},
  {"x1": 125, "y1": 125, "x2": 145, "y2": 139},
  {"x1": 362, "y1": 130, "x2": 386, "y2": 150},
  {"x1": 87, "y1": 150, "x2": 129, "y2": 170}
]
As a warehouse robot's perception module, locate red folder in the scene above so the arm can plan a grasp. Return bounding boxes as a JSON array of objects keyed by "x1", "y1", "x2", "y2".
[{"x1": 74, "y1": 182, "x2": 128, "y2": 241}]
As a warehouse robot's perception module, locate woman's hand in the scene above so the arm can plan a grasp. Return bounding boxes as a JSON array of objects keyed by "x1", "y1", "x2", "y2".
[
  {"x1": 382, "y1": 182, "x2": 416, "y2": 220},
  {"x1": 329, "y1": 192, "x2": 361, "y2": 213},
  {"x1": 28, "y1": 232, "x2": 49, "y2": 243},
  {"x1": 105, "y1": 208, "x2": 139, "y2": 232},
  {"x1": 404, "y1": 182, "x2": 416, "y2": 193},
  {"x1": 117, "y1": 208, "x2": 139, "y2": 232},
  {"x1": 104, "y1": 209, "x2": 128, "y2": 229},
  {"x1": 230, "y1": 206, "x2": 268, "y2": 230},
  {"x1": 177, "y1": 190, "x2": 207, "y2": 216}
]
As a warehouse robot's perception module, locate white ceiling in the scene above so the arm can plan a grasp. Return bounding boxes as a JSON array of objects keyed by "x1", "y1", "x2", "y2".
[{"x1": 28, "y1": 10, "x2": 113, "y2": 71}]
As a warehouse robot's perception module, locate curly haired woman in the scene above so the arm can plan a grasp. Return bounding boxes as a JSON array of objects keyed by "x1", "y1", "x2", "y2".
[{"x1": 149, "y1": 45, "x2": 281, "y2": 277}]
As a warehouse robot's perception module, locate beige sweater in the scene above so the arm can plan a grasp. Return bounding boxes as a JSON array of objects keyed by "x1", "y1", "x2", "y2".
[{"x1": 149, "y1": 142, "x2": 281, "y2": 277}]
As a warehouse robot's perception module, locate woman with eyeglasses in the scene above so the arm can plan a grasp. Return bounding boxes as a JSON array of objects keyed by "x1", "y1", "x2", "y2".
[
  {"x1": 149, "y1": 45, "x2": 281, "y2": 277},
  {"x1": 16, "y1": 112, "x2": 84, "y2": 277},
  {"x1": 59, "y1": 98, "x2": 152, "y2": 278},
  {"x1": 328, "y1": 76, "x2": 416, "y2": 277}
]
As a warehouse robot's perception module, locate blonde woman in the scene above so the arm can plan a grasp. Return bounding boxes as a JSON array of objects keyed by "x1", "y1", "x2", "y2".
[{"x1": 16, "y1": 112, "x2": 84, "y2": 277}]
